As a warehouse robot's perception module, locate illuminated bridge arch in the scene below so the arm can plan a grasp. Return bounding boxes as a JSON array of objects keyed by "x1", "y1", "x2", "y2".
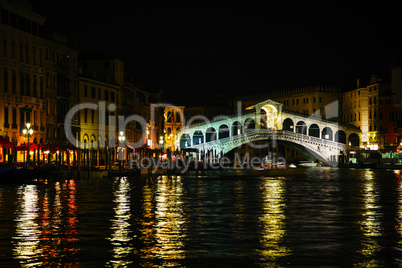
[
  {"x1": 177, "y1": 98, "x2": 362, "y2": 165},
  {"x1": 206, "y1": 127, "x2": 217, "y2": 142},
  {"x1": 180, "y1": 133, "x2": 191, "y2": 148}
]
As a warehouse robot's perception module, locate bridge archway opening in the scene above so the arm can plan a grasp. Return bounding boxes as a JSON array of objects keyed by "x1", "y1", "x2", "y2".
[
  {"x1": 244, "y1": 118, "x2": 255, "y2": 133},
  {"x1": 335, "y1": 130, "x2": 346, "y2": 144},
  {"x1": 180, "y1": 134, "x2": 191, "y2": 148},
  {"x1": 232, "y1": 121, "x2": 242, "y2": 136},
  {"x1": 260, "y1": 105, "x2": 277, "y2": 129},
  {"x1": 308, "y1": 124, "x2": 320, "y2": 138},
  {"x1": 296, "y1": 121, "x2": 307, "y2": 135},
  {"x1": 193, "y1": 131, "x2": 204, "y2": 145},
  {"x1": 282, "y1": 118, "x2": 294, "y2": 131},
  {"x1": 348, "y1": 133, "x2": 359, "y2": 147},
  {"x1": 206, "y1": 127, "x2": 217, "y2": 142},
  {"x1": 219, "y1": 124, "x2": 230, "y2": 139},
  {"x1": 322, "y1": 127, "x2": 333, "y2": 140}
]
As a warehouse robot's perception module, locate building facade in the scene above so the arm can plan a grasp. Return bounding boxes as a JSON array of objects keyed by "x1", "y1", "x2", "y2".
[
  {"x1": 342, "y1": 75, "x2": 391, "y2": 149},
  {"x1": 77, "y1": 56, "x2": 124, "y2": 150},
  {"x1": 0, "y1": 0, "x2": 78, "y2": 163}
]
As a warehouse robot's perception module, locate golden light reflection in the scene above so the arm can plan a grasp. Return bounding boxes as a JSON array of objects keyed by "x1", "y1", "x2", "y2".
[
  {"x1": 138, "y1": 180, "x2": 156, "y2": 261},
  {"x1": 139, "y1": 175, "x2": 187, "y2": 266},
  {"x1": 257, "y1": 178, "x2": 290, "y2": 261},
  {"x1": 13, "y1": 184, "x2": 43, "y2": 267},
  {"x1": 107, "y1": 177, "x2": 134, "y2": 267},
  {"x1": 40, "y1": 180, "x2": 79, "y2": 267},
  {"x1": 154, "y1": 176, "x2": 186, "y2": 266},
  {"x1": 395, "y1": 171, "x2": 402, "y2": 264},
  {"x1": 356, "y1": 170, "x2": 382, "y2": 267}
]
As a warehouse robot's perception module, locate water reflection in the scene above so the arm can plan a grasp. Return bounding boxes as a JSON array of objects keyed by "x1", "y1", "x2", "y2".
[
  {"x1": 13, "y1": 184, "x2": 42, "y2": 267},
  {"x1": 12, "y1": 180, "x2": 79, "y2": 267},
  {"x1": 154, "y1": 176, "x2": 186, "y2": 262},
  {"x1": 107, "y1": 177, "x2": 134, "y2": 267},
  {"x1": 139, "y1": 176, "x2": 187, "y2": 266},
  {"x1": 396, "y1": 171, "x2": 402, "y2": 267},
  {"x1": 41, "y1": 180, "x2": 79, "y2": 267},
  {"x1": 357, "y1": 170, "x2": 383, "y2": 267},
  {"x1": 257, "y1": 178, "x2": 290, "y2": 262}
]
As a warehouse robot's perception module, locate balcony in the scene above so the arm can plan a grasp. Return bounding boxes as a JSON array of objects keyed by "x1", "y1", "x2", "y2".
[
  {"x1": 46, "y1": 116, "x2": 57, "y2": 125},
  {"x1": 2, "y1": 94, "x2": 42, "y2": 107}
]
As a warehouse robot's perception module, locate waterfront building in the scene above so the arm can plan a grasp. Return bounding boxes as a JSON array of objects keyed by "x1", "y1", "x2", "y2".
[
  {"x1": 379, "y1": 66, "x2": 402, "y2": 148},
  {"x1": 164, "y1": 105, "x2": 184, "y2": 151},
  {"x1": 239, "y1": 86, "x2": 343, "y2": 121},
  {"x1": 76, "y1": 55, "x2": 124, "y2": 168},
  {"x1": 0, "y1": 0, "x2": 78, "y2": 163},
  {"x1": 342, "y1": 75, "x2": 391, "y2": 149},
  {"x1": 378, "y1": 93, "x2": 402, "y2": 147},
  {"x1": 148, "y1": 88, "x2": 165, "y2": 149},
  {"x1": 77, "y1": 55, "x2": 158, "y2": 166}
]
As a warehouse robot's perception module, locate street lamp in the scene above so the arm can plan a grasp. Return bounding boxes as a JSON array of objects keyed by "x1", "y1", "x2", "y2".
[
  {"x1": 118, "y1": 131, "x2": 125, "y2": 172},
  {"x1": 22, "y1": 123, "x2": 33, "y2": 168}
]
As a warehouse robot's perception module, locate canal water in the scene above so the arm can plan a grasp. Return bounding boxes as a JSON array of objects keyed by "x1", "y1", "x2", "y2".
[{"x1": 0, "y1": 167, "x2": 401, "y2": 267}]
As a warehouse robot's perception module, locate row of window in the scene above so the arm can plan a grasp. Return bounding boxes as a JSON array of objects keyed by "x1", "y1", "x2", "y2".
[
  {"x1": 1, "y1": 8, "x2": 43, "y2": 36},
  {"x1": 82, "y1": 61, "x2": 123, "y2": 72},
  {"x1": 81, "y1": 109, "x2": 124, "y2": 124},
  {"x1": 3, "y1": 107, "x2": 43, "y2": 130},
  {"x1": 83, "y1": 85, "x2": 118, "y2": 102},
  {"x1": 3, "y1": 68, "x2": 44, "y2": 97},
  {"x1": 2, "y1": 38, "x2": 76, "y2": 68},
  {"x1": 377, "y1": 125, "x2": 402, "y2": 134},
  {"x1": 348, "y1": 97, "x2": 380, "y2": 109},
  {"x1": 281, "y1": 96, "x2": 323, "y2": 106}
]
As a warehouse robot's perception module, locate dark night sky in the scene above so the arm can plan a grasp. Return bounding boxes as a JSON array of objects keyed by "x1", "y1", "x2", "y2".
[{"x1": 29, "y1": 1, "x2": 402, "y2": 105}]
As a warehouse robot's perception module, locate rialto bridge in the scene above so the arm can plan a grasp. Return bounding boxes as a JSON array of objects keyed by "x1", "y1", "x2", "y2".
[{"x1": 175, "y1": 99, "x2": 361, "y2": 165}]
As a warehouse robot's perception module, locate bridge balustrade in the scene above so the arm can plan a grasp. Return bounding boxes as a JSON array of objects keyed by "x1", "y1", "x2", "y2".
[{"x1": 188, "y1": 129, "x2": 345, "y2": 150}]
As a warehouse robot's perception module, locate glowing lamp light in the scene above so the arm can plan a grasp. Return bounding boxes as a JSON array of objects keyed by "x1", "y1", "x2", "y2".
[{"x1": 118, "y1": 131, "x2": 125, "y2": 142}]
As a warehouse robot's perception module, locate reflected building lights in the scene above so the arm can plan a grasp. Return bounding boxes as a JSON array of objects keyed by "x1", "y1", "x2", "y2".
[
  {"x1": 107, "y1": 177, "x2": 134, "y2": 267},
  {"x1": 357, "y1": 170, "x2": 382, "y2": 267},
  {"x1": 139, "y1": 176, "x2": 187, "y2": 266},
  {"x1": 396, "y1": 172, "x2": 402, "y2": 266},
  {"x1": 257, "y1": 178, "x2": 290, "y2": 261},
  {"x1": 65, "y1": 179, "x2": 79, "y2": 266},
  {"x1": 40, "y1": 180, "x2": 79, "y2": 267},
  {"x1": 13, "y1": 185, "x2": 43, "y2": 267},
  {"x1": 153, "y1": 176, "x2": 186, "y2": 265},
  {"x1": 139, "y1": 182, "x2": 156, "y2": 260}
]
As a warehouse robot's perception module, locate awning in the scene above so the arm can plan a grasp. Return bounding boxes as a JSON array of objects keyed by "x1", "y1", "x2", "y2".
[
  {"x1": 58, "y1": 144, "x2": 77, "y2": 151},
  {"x1": 0, "y1": 136, "x2": 14, "y2": 148},
  {"x1": 40, "y1": 144, "x2": 59, "y2": 152},
  {"x1": 15, "y1": 143, "x2": 38, "y2": 151}
]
